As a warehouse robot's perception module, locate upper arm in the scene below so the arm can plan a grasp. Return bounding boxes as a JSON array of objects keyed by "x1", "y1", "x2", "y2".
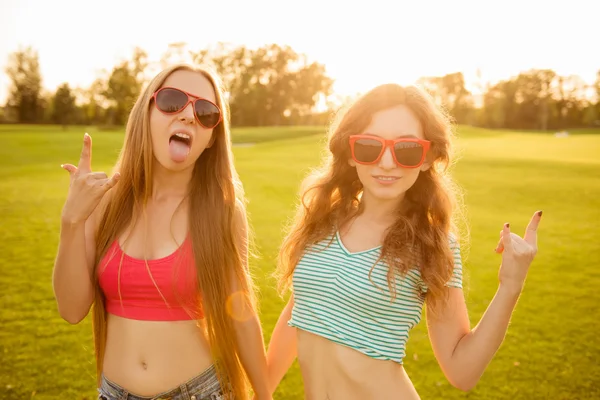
[
  {"x1": 420, "y1": 236, "x2": 464, "y2": 294},
  {"x1": 425, "y1": 237, "x2": 470, "y2": 372},
  {"x1": 426, "y1": 288, "x2": 470, "y2": 373}
]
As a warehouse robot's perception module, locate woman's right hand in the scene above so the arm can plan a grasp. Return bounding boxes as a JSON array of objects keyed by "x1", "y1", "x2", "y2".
[{"x1": 60, "y1": 133, "x2": 120, "y2": 225}]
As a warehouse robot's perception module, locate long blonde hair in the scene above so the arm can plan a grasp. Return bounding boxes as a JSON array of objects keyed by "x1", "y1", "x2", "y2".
[
  {"x1": 92, "y1": 64, "x2": 256, "y2": 398},
  {"x1": 277, "y1": 83, "x2": 467, "y2": 312}
]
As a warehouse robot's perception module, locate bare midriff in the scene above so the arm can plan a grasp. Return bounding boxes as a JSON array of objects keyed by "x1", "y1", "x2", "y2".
[
  {"x1": 296, "y1": 329, "x2": 421, "y2": 400},
  {"x1": 102, "y1": 314, "x2": 213, "y2": 396}
]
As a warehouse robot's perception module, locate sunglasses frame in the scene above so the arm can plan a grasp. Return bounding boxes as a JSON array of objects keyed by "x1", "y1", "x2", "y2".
[
  {"x1": 349, "y1": 134, "x2": 431, "y2": 168},
  {"x1": 152, "y1": 86, "x2": 223, "y2": 129}
]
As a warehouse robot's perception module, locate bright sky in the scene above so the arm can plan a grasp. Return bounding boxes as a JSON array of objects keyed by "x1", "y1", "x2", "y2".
[{"x1": 0, "y1": 0, "x2": 598, "y2": 105}]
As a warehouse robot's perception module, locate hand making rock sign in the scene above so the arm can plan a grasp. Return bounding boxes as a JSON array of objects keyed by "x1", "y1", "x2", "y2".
[{"x1": 60, "y1": 133, "x2": 120, "y2": 224}]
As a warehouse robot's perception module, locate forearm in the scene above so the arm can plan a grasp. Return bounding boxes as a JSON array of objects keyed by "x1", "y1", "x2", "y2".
[
  {"x1": 234, "y1": 313, "x2": 270, "y2": 399},
  {"x1": 450, "y1": 284, "x2": 521, "y2": 388},
  {"x1": 265, "y1": 302, "x2": 297, "y2": 394},
  {"x1": 52, "y1": 220, "x2": 93, "y2": 323}
]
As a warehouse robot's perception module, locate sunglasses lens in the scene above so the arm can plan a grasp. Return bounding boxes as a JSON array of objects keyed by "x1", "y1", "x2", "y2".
[
  {"x1": 394, "y1": 141, "x2": 424, "y2": 166},
  {"x1": 354, "y1": 139, "x2": 383, "y2": 163},
  {"x1": 155, "y1": 88, "x2": 188, "y2": 113},
  {"x1": 194, "y1": 100, "x2": 221, "y2": 128}
]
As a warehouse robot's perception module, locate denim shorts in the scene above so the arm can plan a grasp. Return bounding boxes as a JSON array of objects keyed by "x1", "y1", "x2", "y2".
[{"x1": 97, "y1": 364, "x2": 231, "y2": 400}]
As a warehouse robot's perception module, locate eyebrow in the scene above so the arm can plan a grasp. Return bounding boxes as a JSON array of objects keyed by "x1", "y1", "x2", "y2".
[{"x1": 363, "y1": 133, "x2": 421, "y2": 139}]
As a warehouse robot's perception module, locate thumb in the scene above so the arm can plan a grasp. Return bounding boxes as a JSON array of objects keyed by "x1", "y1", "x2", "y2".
[
  {"x1": 501, "y1": 223, "x2": 513, "y2": 253},
  {"x1": 61, "y1": 163, "x2": 77, "y2": 175}
]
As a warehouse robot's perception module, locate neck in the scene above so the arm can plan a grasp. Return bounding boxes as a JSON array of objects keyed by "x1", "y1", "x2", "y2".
[
  {"x1": 150, "y1": 160, "x2": 193, "y2": 200},
  {"x1": 359, "y1": 191, "x2": 405, "y2": 226}
]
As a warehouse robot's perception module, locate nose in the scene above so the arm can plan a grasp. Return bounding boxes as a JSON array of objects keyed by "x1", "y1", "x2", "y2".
[
  {"x1": 378, "y1": 146, "x2": 396, "y2": 170},
  {"x1": 178, "y1": 102, "x2": 196, "y2": 124}
]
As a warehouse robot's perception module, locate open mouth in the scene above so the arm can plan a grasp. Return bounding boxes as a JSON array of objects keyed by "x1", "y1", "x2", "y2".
[
  {"x1": 168, "y1": 132, "x2": 193, "y2": 162},
  {"x1": 170, "y1": 132, "x2": 192, "y2": 145}
]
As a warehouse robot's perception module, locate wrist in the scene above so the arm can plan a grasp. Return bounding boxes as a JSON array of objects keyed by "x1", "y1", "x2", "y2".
[
  {"x1": 60, "y1": 216, "x2": 86, "y2": 231},
  {"x1": 498, "y1": 281, "x2": 523, "y2": 299}
]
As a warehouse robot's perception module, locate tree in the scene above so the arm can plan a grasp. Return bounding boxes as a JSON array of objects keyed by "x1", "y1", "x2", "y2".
[
  {"x1": 593, "y1": 70, "x2": 600, "y2": 126},
  {"x1": 192, "y1": 43, "x2": 334, "y2": 126},
  {"x1": 554, "y1": 74, "x2": 590, "y2": 129},
  {"x1": 417, "y1": 72, "x2": 472, "y2": 123},
  {"x1": 596, "y1": 70, "x2": 600, "y2": 104},
  {"x1": 103, "y1": 48, "x2": 148, "y2": 125},
  {"x1": 51, "y1": 83, "x2": 76, "y2": 128},
  {"x1": 4, "y1": 46, "x2": 44, "y2": 123},
  {"x1": 77, "y1": 78, "x2": 107, "y2": 125},
  {"x1": 509, "y1": 69, "x2": 557, "y2": 130},
  {"x1": 480, "y1": 79, "x2": 518, "y2": 128}
]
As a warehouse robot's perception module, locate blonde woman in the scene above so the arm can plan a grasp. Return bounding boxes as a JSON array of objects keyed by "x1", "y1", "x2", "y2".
[
  {"x1": 265, "y1": 83, "x2": 542, "y2": 399},
  {"x1": 53, "y1": 65, "x2": 271, "y2": 400}
]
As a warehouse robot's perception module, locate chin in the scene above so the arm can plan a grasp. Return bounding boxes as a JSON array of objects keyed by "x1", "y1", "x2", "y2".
[{"x1": 364, "y1": 186, "x2": 406, "y2": 202}]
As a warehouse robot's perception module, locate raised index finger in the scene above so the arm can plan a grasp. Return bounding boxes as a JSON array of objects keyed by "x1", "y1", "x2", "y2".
[
  {"x1": 523, "y1": 210, "x2": 543, "y2": 246},
  {"x1": 78, "y1": 133, "x2": 92, "y2": 173}
]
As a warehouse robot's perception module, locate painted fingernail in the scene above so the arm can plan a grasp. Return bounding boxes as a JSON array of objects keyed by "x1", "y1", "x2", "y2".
[
  {"x1": 537, "y1": 210, "x2": 543, "y2": 216},
  {"x1": 505, "y1": 223, "x2": 510, "y2": 228}
]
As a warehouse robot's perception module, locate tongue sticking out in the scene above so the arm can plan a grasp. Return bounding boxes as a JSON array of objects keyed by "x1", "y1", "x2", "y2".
[{"x1": 169, "y1": 138, "x2": 190, "y2": 163}]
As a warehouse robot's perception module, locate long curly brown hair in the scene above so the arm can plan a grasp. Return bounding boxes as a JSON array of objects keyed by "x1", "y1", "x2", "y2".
[{"x1": 277, "y1": 83, "x2": 468, "y2": 312}]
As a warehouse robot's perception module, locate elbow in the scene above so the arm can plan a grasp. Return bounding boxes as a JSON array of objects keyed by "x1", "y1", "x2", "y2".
[
  {"x1": 60, "y1": 312, "x2": 86, "y2": 325},
  {"x1": 448, "y1": 376, "x2": 478, "y2": 392},
  {"x1": 453, "y1": 382, "x2": 476, "y2": 392},
  {"x1": 58, "y1": 307, "x2": 87, "y2": 325},
  {"x1": 56, "y1": 301, "x2": 90, "y2": 325}
]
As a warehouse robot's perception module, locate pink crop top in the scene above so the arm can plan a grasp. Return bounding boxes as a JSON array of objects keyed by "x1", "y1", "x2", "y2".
[{"x1": 97, "y1": 235, "x2": 203, "y2": 321}]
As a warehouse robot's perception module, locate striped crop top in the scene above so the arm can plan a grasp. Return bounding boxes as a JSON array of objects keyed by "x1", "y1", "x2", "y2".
[{"x1": 288, "y1": 230, "x2": 463, "y2": 364}]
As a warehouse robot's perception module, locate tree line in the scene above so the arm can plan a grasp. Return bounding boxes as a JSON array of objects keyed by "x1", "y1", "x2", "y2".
[{"x1": 2, "y1": 43, "x2": 599, "y2": 130}]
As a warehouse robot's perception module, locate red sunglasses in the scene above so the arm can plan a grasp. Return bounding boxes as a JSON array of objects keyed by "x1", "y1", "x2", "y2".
[
  {"x1": 152, "y1": 87, "x2": 222, "y2": 129},
  {"x1": 349, "y1": 134, "x2": 431, "y2": 168}
]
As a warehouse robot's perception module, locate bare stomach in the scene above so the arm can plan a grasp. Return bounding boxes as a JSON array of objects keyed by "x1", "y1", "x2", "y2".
[
  {"x1": 296, "y1": 329, "x2": 421, "y2": 400},
  {"x1": 102, "y1": 314, "x2": 213, "y2": 396}
]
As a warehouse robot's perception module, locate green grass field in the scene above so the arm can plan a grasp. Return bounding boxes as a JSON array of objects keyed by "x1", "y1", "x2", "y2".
[{"x1": 0, "y1": 124, "x2": 599, "y2": 400}]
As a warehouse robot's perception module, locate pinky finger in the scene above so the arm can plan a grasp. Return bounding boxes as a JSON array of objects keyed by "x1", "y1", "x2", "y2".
[
  {"x1": 61, "y1": 163, "x2": 77, "y2": 174},
  {"x1": 101, "y1": 172, "x2": 121, "y2": 190}
]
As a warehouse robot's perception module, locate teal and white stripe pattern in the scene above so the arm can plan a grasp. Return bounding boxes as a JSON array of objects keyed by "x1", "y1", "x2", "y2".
[{"x1": 288, "y1": 231, "x2": 463, "y2": 364}]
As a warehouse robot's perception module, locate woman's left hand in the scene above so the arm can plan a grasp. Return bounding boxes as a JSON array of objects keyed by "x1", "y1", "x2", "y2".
[{"x1": 494, "y1": 210, "x2": 543, "y2": 293}]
